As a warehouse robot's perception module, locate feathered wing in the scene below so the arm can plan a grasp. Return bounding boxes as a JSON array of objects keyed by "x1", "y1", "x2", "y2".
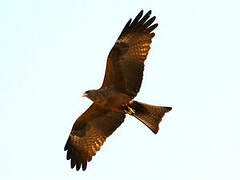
[
  {"x1": 64, "y1": 103, "x2": 125, "y2": 171},
  {"x1": 101, "y1": 10, "x2": 158, "y2": 98}
]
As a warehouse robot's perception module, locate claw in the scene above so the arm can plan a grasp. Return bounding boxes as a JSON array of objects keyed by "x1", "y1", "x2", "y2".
[
  {"x1": 125, "y1": 106, "x2": 135, "y2": 115},
  {"x1": 129, "y1": 106, "x2": 135, "y2": 114}
]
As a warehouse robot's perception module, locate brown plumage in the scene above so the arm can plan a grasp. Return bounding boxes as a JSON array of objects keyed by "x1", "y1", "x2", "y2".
[{"x1": 64, "y1": 10, "x2": 172, "y2": 171}]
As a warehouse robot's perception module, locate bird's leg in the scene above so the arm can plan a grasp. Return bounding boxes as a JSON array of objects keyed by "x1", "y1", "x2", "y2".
[
  {"x1": 128, "y1": 106, "x2": 135, "y2": 114},
  {"x1": 124, "y1": 106, "x2": 135, "y2": 115},
  {"x1": 129, "y1": 100, "x2": 135, "y2": 104}
]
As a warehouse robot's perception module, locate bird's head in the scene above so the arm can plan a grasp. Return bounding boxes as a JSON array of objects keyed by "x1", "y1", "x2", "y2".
[{"x1": 82, "y1": 89, "x2": 98, "y2": 101}]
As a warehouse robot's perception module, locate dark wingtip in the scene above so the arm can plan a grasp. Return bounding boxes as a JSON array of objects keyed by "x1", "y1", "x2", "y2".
[
  {"x1": 127, "y1": 18, "x2": 132, "y2": 26},
  {"x1": 118, "y1": 9, "x2": 157, "y2": 38},
  {"x1": 71, "y1": 159, "x2": 75, "y2": 169},
  {"x1": 64, "y1": 139, "x2": 69, "y2": 151},
  {"x1": 137, "y1": 10, "x2": 144, "y2": 19},
  {"x1": 146, "y1": 10, "x2": 152, "y2": 18},
  {"x1": 147, "y1": 10, "x2": 152, "y2": 15},
  {"x1": 118, "y1": 18, "x2": 132, "y2": 38},
  {"x1": 82, "y1": 161, "x2": 87, "y2": 171},
  {"x1": 66, "y1": 151, "x2": 71, "y2": 160},
  {"x1": 152, "y1": 16, "x2": 156, "y2": 22},
  {"x1": 146, "y1": 23, "x2": 158, "y2": 33},
  {"x1": 76, "y1": 163, "x2": 81, "y2": 171},
  {"x1": 131, "y1": 10, "x2": 144, "y2": 26},
  {"x1": 64, "y1": 145, "x2": 68, "y2": 151}
]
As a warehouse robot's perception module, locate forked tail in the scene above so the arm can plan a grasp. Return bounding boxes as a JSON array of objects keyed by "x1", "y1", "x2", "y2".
[{"x1": 129, "y1": 101, "x2": 172, "y2": 134}]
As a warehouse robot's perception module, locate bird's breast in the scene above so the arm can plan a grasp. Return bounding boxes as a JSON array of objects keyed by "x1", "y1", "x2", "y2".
[{"x1": 97, "y1": 89, "x2": 131, "y2": 113}]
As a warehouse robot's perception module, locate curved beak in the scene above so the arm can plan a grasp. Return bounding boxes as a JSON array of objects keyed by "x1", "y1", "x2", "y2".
[{"x1": 81, "y1": 93, "x2": 87, "y2": 97}]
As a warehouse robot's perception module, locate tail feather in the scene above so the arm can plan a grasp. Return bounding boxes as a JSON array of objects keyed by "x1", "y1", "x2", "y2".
[{"x1": 129, "y1": 101, "x2": 172, "y2": 134}]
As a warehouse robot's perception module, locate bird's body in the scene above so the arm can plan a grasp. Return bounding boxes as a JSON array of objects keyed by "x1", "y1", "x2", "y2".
[
  {"x1": 64, "y1": 10, "x2": 172, "y2": 171},
  {"x1": 84, "y1": 88, "x2": 131, "y2": 113}
]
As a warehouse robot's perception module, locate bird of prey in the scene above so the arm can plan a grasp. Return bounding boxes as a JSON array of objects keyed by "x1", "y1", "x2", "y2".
[{"x1": 64, "y1": 10, "x2": 172, "y2": 171}]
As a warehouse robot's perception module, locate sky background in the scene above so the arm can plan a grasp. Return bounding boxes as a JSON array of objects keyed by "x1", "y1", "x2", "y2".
[{"x1": 1, "y1": 0, "x2": 240, "y2": 179}]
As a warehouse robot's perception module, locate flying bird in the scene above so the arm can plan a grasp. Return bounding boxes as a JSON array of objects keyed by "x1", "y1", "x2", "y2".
[{"x1": 64, "y1": 10, "x2": 172, "y2": 171}]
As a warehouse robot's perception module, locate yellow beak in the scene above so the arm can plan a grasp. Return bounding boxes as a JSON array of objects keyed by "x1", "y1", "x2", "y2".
[{"x1": 81, "y1": 93, "x2": 87, "y2": 97}]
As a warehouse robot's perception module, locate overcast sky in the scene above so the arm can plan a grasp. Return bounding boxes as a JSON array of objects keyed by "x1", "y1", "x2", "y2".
[{"x1": 1, "y1": 0, "x2": 240, "y2": 179}]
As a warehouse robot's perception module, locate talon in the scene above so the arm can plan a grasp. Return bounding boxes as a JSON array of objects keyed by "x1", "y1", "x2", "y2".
[
  {"x1": 125, "y1": 106, "x2": 135, "y2": 115},
  {"x1": 129, "y1": 107, "x2": 135, "y2": 114}
]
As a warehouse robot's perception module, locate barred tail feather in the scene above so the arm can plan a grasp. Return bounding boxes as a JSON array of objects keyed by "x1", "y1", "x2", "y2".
[{"x1": 129, "y1": 101, "x2": 172, "y2": 134}]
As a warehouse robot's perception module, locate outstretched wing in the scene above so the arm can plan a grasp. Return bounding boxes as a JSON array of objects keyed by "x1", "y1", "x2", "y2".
[
  {"x1": 64, "y1": 104, "x2": 125, "y2": 171},
  {"x1": 101, "y1": 10, "x2": 158, "y2": 98}
]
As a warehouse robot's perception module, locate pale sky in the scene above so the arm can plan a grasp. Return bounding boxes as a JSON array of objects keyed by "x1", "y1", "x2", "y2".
[{"x1": 1, "y1": 0, "x2": 240, "y2": 179}]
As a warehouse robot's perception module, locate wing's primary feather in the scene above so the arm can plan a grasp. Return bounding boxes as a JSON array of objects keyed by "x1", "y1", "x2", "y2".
[
  {"x1": 101, "y1": 10, "x2": 158, "y2": 98},
  {"x1": 64, "y1": 104, "x2": 125, "y2": 171}
]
